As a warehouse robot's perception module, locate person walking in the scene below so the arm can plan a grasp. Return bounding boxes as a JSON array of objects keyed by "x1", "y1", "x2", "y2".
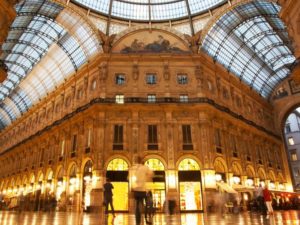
[
  {"x1": 130, "y1": 156, "x2": 153, "y2": 225},
  {"x1": 103, "y1": 178, "x2": 115, "y2": 217},
  {"x1": 263, "y1": 185, "x2": 273, "y2": 215}
]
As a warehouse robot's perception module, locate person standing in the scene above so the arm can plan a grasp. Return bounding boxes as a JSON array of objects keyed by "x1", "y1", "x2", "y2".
[
  {"x1": 103, "y1": 178, "x2": 115, "y2": 217},
  {"x1": 130, "y1": 156, "x2": 153, "y2": 225},
  {"x1": 263, "y1": 185, "x2": 273, "y2": 215}
]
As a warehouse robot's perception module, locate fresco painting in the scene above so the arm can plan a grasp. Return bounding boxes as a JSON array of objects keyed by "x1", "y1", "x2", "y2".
[{"x1": 112, "y1": 30, "x2": 190, "y2": 53}]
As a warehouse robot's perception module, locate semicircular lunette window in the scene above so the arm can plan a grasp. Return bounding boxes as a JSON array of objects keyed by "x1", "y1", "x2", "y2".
[
  {"x1": 201, "y1": 1, "x2": 296, "y2": 99},
  {"x1": 72, "y1": 0, "x2": 226, "y2": 21}
]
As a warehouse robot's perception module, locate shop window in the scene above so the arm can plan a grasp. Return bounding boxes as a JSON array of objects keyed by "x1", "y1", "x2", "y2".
[
  {"x1": 148, "y1": 94, "x2": 156, "y2": 103},
  {"x1": 179, "y1": 95, "x2": 188, "y2": 103},
  {"x1": 91, "y1": 79, "x2": 97, "y2": 90},
  {"x1": 288, "y1": 137, "x2": 295, "y2": 145},
  {"x1": 146, "y1": 73, "x2": 157, "y2": 85},
  {"x1": 85, "y1": 128, "x2": 92, "y2": 153},
  {"x1": 182, "y1": 125, "x2": 193, "y2": 150},
  {"x1": 71, "y1": 135, "x2": 77, "y2": 157},
  {"x1": 285, "y1": 124, "x2": 291, "y2": 133},
  {"x1": 215, "y1": 128, "x2": 222, "y2": 153},
  {"x1": 113, "y1": 124, "x2": 123, "y2": 150},
  {"x1": 177, "y1": 74, "x2": 188, "y2": 84},
  {"x1": 115, "y1": 74, "x2": 125, "y2": 85},
  {"x1": 59, "y1": 139, "x2": 65, "y2": 161},
  {"x1": 148, "y1": 125, "x2": 158, "y2": 150},
  {"x1": 291, "y1": 150, "x2": 298, "y2": 161},
  {"x1": 77, "y1": 88, "x2": 83, "y2": 99},
  {"x1": 115, "y1": 94, "x2": 124, "y2": 104},
  {"x1": 65, "y1": 96, "x2": 71, "y2": 107}
]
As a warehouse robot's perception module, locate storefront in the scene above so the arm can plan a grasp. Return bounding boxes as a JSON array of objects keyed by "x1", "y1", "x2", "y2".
[
  {"x1": 106, "y1": 158, "x2": 129, "y2": 212},
  {"x1": 82, "y1": 160, "x2": 93, "y2": 212},
  {"x1": 145, "y1": 158, "x2": 166, "y2": 212},
  {"x1": 178, "y1": 159, "x2": 203, "y2": 212}
]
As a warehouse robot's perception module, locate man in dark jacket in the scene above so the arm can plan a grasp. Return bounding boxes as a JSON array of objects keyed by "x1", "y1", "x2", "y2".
[{"x1": 103, "y1": 178, "x2": 115, "y2": 216}]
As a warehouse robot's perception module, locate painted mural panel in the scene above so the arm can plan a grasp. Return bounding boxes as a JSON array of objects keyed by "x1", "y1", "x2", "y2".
[{"x1": 112, "y1": 30, "x2": 191, "y2": 53}]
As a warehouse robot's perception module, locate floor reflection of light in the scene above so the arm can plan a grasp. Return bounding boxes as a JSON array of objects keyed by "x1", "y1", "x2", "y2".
[
  {"x1": 23, "y1": 213, "x2": 28, "y2": 225},
  {"x1": 181, "y1": 213, "x2": 199, "y2": 225},
  {"x1": 82, "y1": 214, "x2": 90, "y2": 225}
]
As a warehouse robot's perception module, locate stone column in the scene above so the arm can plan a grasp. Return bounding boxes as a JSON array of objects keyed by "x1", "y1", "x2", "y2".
[
  {"x1": 90, "y1": 169, "x2": 104, "y2": 212},
  {"x1": 198, "y1": 112, "x2": 213, "y2": 169},
  {"x1": 90, "y1": 114, "x2": 105, "y2": 212},
  {"x1": 131, "y1": 111, "x2": 139, "y2": 160},
  {"x1": 241, "y1": 175, "x2": 247, "y2": 187},
  {"x1": 254, "y1": 177, "x2": 260, "y2": 186},
  {"x1": 165, "y1": 111, "x2": 179, "y2": 213},
  {"x1": 198, "y1": 112, "x2": 215, "y2": 212},
  {"x1": 227, "y1": 172, "x2": 233, "y2": 186}
]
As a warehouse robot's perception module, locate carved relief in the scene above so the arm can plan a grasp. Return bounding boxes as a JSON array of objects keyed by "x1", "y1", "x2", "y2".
[
  {"x1": 132, "y1": 62, "x2": 139, "y2": 80},
  {"x1": 99, "y1": 62, "x2": 108, "y2": 81},
  {"x1": 163, "y1": 61, "x2": 170, "y2": 80},
  {"x1": 98, "y1": 30, "x2": 116, "y2": 53},
  {"x1": 194, "y1": 65, "x2": 204, "y2": 89}
]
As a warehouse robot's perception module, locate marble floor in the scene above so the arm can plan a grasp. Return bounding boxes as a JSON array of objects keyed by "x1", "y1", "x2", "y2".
[{"x1": 0, "y1": 211, "x2": 299, "y2": 225}]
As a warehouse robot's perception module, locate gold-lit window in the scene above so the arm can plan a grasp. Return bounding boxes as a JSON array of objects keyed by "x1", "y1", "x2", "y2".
[
  {"x1": 145, "y1": 159, "x2": 164, "y2": 171},
  {"x1": 178, "y1": 158, "x2": 200, "y2": 171},
  {"x1": 107, "y1": 158, "x2": 128, "y2": 171},
  {"x1": 288, "y1": 137, "x2": 295, "y2": 145},
  {"x1": 291, "y1": 150, "x2": 298, "y2": 161}
]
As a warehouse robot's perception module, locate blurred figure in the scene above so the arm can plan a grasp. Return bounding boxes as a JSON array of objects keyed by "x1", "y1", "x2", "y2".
[
  {"x1": 130, "y1": 156, "x2": 153, "y2": 225},
  {"x1": 145, "y1": 190, "x2": 154, "y2": 219},
  {"x1": 103, "y1": 178, "x2": 115, "y2": 217},
  {"x1": 263, "y1": 185, "x2": 273, "y2": 215},
  {"x1": 254, "y1": 184, "x2": 265, "y2": 214}
]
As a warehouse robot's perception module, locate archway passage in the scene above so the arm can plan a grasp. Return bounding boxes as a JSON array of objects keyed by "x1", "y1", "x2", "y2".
[
  {"x1": 145, "y1": 158, "x2": 166, "y2": 212},
  {"x1": 178, "y1": 158, "x2": 203, "y2": 212},
  {"x1": 106, "y1": 158, "x2": 129, "y2": 211}
]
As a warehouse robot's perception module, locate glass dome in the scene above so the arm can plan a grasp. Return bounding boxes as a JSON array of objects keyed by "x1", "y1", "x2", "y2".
[{"x1": 72, "y1": 0, "x2": 227, "y2": 21}]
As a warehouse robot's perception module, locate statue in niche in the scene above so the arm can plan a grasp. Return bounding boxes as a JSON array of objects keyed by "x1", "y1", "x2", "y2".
[
  {"x1": 98, "y1": 30, "x2": 116, "y2": 53},
  {"x1": 184, "y1": 30, "x2": 202, "y2": 53},
  {"x1": 132, "y1": 63, "x2": 139, "y2": 80},
  {"x1": 163, "y1": 62, "x2": 170, "y2": 80},
  {"x1": 99, "y1": 62, "x2": 108, "y2": 81}
]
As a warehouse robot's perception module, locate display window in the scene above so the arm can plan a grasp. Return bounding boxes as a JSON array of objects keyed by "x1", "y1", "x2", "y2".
[
  {"x1": 106, "y1": 158, "x2": 129, "y2": 211},
  {"x1": 178, "y1": 158, "x2": 203, "y2": 212},
  {"x1": 145, "y1": 159, "x2": 166, "y2": 212}
]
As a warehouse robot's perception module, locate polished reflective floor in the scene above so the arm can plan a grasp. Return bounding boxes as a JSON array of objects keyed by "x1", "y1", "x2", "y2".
[{"x1": 0, "y1": 211, "x2": 300, "y2": 225}]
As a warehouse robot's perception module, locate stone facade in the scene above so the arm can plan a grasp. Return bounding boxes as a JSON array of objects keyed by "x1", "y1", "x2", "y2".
[{"x1": 0, "y1": 45, "x2": 292, "y2": 212}]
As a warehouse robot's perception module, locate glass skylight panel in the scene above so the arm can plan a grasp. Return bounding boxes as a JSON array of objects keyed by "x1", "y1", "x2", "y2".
[
  {"x1": 73, "y1": 0, "x2": 110, "y2": 14},
  {"x1": 188, "y1": 0, "x2": 226, "y2": 14},
  {"x1": 19, "y1": 82, "x2": 39, "y2": 103},
  {"x1": 15, "y1": 89, "x2": 32, "y2": 108},
  {"x1": 73, "y1": 0, "x2": 226, "y2": 21},
  {"x1": 151, "y1": 1, "x2": 187, "y2": 20},
  {"x1": 112, "y1": 1, "x2": 149, "y2": 20},
  {"x1": 10, "y1": 95, "x2": 27, "y2": 113},
  {"x1": 2, "y1": 102, "x2": 17, "y2": 120},
  {"x1": 202, "y1": 1, "x2": 295, "y2": 98},
  {"x1": 7, "y1": 73, "x2": 20, "y2": 84},
  {"x1": 0, "y1": 109, "x2": 11, "y2": 125}
]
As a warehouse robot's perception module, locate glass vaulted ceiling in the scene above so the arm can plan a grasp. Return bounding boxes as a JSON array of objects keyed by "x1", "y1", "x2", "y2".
[
  {"x1": 72, "y1": 0, "x2": 227, "y2": 21},
  {"x1": 202, "y1": 1, "x2": 296, "y2": 98},
  {"x1": 0, "y1": 0, "x2": 101, "y2": 130}
]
